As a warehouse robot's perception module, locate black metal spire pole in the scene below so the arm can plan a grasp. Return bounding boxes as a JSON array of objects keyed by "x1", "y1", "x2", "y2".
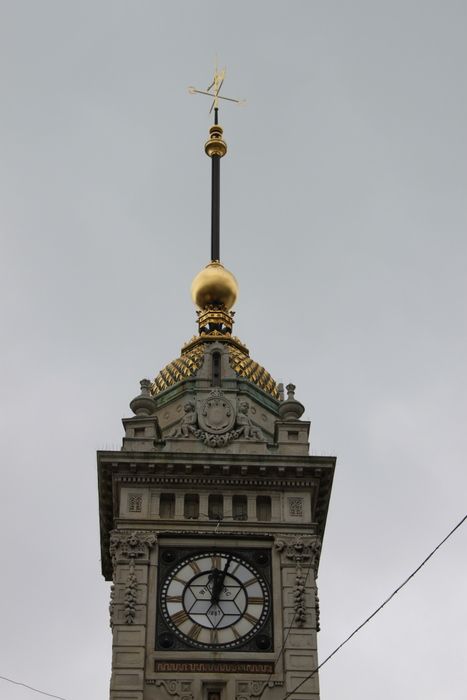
[{"x1": 211, "y1": 107, "x2": 220, "y2": 261}]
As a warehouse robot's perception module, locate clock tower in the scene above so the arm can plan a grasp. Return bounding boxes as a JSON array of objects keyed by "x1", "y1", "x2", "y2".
[{"x1": 97, "y1": 85, "x2": 335, "y2": 700}]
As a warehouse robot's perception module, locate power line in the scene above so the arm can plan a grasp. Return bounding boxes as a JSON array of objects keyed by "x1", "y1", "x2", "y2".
[
  {"x1": 283, "y1": 511, "x2": 467, "y2": 700},
  {"x1": 0, "y1": 674, "x2": 67, "y2": 700},
  {"x1": 3, "y1": 513, "x2": 465, "y2": 700}
]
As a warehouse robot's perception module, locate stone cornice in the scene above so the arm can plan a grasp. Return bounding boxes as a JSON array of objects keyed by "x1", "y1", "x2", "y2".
[
  {"x1": 97, "y1": 450, "x2": 335, "y2": 581},
  {"x1": 117, "y1": 475, "x2": 317, "y2": 488},
  {"x1": 97, "y1": 449, "x2": 335, "y2": 468}
]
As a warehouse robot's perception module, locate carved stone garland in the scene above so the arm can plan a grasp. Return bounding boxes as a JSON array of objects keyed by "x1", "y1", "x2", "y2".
[
  {"x1": 274, "y1": 535, "x2": 321, "y2": 628},
  {"x1": 109, "y1": 530, "x2": 157, "y2": 627}
]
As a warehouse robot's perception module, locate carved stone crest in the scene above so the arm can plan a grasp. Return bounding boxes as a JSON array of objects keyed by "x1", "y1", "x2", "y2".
[
  {"x1": 198, "y1": 388, "x2": 235, "y2": 434},
  {"x1": 169, "y1": 390, "x2": 265, "y2": 447}
]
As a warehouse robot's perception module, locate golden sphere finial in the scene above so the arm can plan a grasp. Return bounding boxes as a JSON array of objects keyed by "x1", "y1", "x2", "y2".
[{"x1": 191, "y1": 261, "x2": 238, "y2": 310}]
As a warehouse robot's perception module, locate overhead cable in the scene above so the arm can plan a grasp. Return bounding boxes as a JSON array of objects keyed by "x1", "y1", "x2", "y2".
[
  {"x1": 0, "y1": 674, "x2": 67, "y2": 699},
  {"x1": 283, "y1": 511, "x2": 467, "y2": 700}
]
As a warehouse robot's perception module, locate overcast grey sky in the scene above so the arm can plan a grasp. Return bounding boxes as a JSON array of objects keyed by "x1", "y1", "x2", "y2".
[{"x1": 1, "y1": 1, "x2": 466, "y2": 698}]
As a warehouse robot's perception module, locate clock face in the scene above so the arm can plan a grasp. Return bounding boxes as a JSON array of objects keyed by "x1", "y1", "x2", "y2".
[{"x1": 159, "y1": 550, "x2": 271, "y2": 650}]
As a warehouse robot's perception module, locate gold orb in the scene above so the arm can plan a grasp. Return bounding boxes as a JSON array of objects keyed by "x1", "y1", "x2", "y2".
[{"x1": 191, "y1": 261, "x2": 239, "y2": 310}]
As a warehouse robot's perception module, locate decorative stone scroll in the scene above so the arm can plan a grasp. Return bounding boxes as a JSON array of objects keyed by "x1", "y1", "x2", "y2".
[
  {"x1": 153, "y1": 679, "x2": 193, "y2": 700},
  {"x1": 109, "y1": 530, "x2": 157, "y2": 627},
  {"x1": 169, "y1": 390, "x2": 264, "y2": 447},
  {"x1": 236, "y1": 681, "x2": 268, "y2": 700},
  {"x1": 274, "y1": 535, "x2": 321, "y2": 628},
  {"x1": 235, "y1": 679, "x2": 283, "y2": 700}
]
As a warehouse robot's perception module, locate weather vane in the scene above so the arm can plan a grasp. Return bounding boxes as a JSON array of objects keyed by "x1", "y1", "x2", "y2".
[
  {"x1": 189, "y1": 62, "x2": 245, "y2": 263},
  {"x1": 188, "y1": 62, "x2": 246, "y2": 116}
]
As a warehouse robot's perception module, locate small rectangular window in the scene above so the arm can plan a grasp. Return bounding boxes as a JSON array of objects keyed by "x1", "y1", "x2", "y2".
[
  {"x1": 287, "y1": 430, "x2": 299, "y2": 441},
  {"x1": 204, "y1": 685, "x2": 224, "y2": 700},
  {"x1": 212, "y1": 352, "x2": 221, "y2": 387},
  {"x1": 184, "y1": 494, "x2": 199, "y2": 519},
  {"x1": 208, "y1": 494, "x2": 223, "y2": 520},
  {"x1": 159, "y1": 493, "x2": 175, "y2": 519},
  {"x1": 233, "y1": 495, "x2": 248, "y2": 520},
  {"x1": 256, "y1": 495, "x2": 271, "y2": 521},
  {"x1": 208, "y1": 692, "x2": 222, "y2": 700},
  {"x1": 134, "y1": 426, "x2": 146, "y2": 437}
]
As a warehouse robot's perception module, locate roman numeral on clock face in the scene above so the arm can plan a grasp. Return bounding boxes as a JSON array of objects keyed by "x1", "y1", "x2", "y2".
[
  {"x1": 210, "y1": 629, "x2": 219, "y2": 645},
  {"x1": 171, "y1": 610, "x2": 189, "y2": 626},
  {"x1": 244, "y1": 612, "x2": 259, "y2": 625},
  {"x1": 248, "y1": 596, "x2": 264, "y2": 605},
  {"x1": 244, "y1": 576, "x2": 258, "y2": 587},
  {"x1": 188, "y1": 623, "x2": 202, "y2": 640},
  {"x1": 230, "y1": 562, "x2": 240, "y2": 575},
  {"x1": 166, "y1": 595, "x2": 182, "y2": 603},
  {"x1": 189, "y1": 560, "x2": 201, "y2": 574},
  {"x1": 211, "y1": 554, "x2": 221, "y2": 569}
]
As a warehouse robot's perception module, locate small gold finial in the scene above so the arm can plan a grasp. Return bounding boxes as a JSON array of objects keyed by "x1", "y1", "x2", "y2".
[{"x1": 205, "y1": 124, "x2": 227, "y2": 158}]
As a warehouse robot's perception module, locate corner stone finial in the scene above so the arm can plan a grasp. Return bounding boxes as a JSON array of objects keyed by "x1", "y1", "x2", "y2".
[
  {"x1": 286, "y1": 383, "x2": 296, "y2": 399},
  {"x1": 129, "y1": 378, "x2": 157, "y2": 416},
  {"x1": 278, "y1": 382, "x2": 305, "y2": 421}
]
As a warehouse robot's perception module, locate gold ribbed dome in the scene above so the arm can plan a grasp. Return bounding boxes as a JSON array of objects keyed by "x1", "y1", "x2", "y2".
[
  {"x1": 150, "y1": 344, "x2": 205, "y2": 395},
  {"x1": 191, "y1": 261, "x2": 238, "y2": 310},
  {"x1": 150, "y1": 340, "x2": 279, "y2": 399}
]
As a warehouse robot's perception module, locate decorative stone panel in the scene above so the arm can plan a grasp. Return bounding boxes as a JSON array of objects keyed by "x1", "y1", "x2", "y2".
[
  {"x1": 109, "y1": 530, "x2": 157, "y2": 628},
  {"x1": 152, "y1": 679, "x2": 194, "y2": 700},
  {"x1": 274, "y1": 535, "x2": 321, "y2": 628},
  {"x1": 288, "y1": 497, "x2": 303, "y2": 517}
]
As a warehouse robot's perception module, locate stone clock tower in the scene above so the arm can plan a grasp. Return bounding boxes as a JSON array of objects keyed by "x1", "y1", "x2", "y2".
[{"x1": 97, "y1": 87, "x2": 335, "y2": 700}]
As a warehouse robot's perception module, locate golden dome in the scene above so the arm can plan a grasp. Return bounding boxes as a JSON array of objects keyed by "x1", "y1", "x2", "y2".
[
  {"x1": 191, "y1": 261, "x2": 238, "y2": 311},
  {"x1": 150, "y1": 339, "x2": 279, "y2": 400},
  {"x1": 151, "y1": 343, "x2": 205, "y2": 395}
]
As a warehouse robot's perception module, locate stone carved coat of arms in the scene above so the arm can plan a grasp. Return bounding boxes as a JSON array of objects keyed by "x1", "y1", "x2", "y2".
[
  {"x1": 198, "y1": 389, "x2": 235, "y2": 434},
  {"x1": 170, "y1": 389, "x2": 264, "y2": 447}
]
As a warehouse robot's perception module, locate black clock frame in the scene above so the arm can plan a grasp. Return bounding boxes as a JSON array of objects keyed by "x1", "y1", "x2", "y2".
[{"x1": 156, "y1": 546, "x2": 274, "y2": 653}]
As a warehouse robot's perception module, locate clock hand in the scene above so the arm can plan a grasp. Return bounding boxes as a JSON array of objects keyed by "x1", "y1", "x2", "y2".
[
  {"x1": 209, "y1": 569, "x2": 222, "y2": 604},
  {"x1": 211, "y1": 555, "x2": 232, "y2": 604}
]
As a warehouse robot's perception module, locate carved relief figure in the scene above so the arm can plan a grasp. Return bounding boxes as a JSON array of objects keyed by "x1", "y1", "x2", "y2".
[
  {"x1": 170, "y1": 401, "x2": 198, "y2": 437},
  {"x1": 236, "y1": 401, "x2": 263, "y2": 440}
]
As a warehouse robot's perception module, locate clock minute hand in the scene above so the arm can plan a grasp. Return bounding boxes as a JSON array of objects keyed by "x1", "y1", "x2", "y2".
[{"x1": 211, "y1": 556, "x2": 232, "y2": 604}]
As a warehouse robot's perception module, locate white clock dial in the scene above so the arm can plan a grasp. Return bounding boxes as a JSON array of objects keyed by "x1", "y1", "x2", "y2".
[{"x1": 160, "y1": 551, "x2": 270, "y2": 649}]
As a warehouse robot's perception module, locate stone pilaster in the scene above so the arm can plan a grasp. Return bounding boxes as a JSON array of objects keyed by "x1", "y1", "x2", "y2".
[
  {"x1": 109, "y1": 530, "x2": 157, "y2": 700},
  {"x1": 274, "y1": 535, "x2": 321, "y2": 700}
]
